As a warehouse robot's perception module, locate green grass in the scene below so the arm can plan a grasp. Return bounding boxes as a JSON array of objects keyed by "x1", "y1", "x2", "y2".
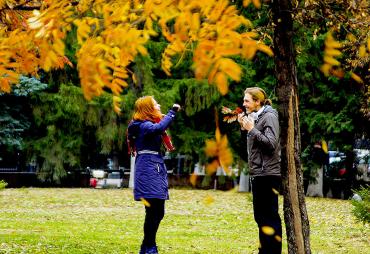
[{"x1": 0, "y1": 188, "x2": 369, "y2": 253}]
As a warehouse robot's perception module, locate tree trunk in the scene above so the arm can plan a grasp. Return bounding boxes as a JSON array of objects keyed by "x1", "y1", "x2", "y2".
[{"x1": 272, "y1": 0, "x2": 311, "y2": 253}]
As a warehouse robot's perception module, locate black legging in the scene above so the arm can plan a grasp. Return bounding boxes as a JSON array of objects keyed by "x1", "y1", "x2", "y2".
[{"x1": 142, "y1": 198, "x2": 165, "y2": 247}]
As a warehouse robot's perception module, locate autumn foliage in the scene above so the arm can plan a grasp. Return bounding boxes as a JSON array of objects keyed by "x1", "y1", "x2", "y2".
[{"x1": 0, "y1": 0, "x2": 270, "y2": 113}]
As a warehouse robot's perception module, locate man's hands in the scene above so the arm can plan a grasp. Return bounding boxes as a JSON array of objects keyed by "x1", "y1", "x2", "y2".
[
  {"x1": 238, "y1": 113, "x2": 254, "y2": 131},
  {"x1": 172, "y1": 104, "x2": 181, "y2": 112}
]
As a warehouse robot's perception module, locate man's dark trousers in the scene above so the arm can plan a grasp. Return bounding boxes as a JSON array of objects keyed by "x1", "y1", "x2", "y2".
[{"x1": 251, "y1": 175, "x2": 282, "y2": 254}]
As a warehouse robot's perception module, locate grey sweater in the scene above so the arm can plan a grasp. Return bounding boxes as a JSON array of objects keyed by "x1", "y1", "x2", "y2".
[{"x1": 242, "y1": 105, "x2": 281, "y2": 177}]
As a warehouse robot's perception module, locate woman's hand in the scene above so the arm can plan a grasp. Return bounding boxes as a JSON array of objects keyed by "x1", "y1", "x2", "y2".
[{"x1": 172, "y1": 104, "x2": 181, "y2": 112}]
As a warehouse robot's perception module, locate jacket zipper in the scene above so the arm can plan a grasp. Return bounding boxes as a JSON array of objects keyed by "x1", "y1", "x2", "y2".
[{"x1": 156, "y1": 164, "x2": 160, "y2": 173}]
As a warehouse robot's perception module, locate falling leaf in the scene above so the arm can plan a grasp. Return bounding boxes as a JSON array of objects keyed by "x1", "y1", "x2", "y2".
[
  {"x1": 140, "y1": 198, "x2": 151, "y2": 207},
  {"x1": 190, "y1": 173, "x2": 198, "y2": 187},
  {"x1": 203, "y1": 194, "x2": 215, "y2": 205},
  {"x1": 321, "y1": 140, "x2": 328, "y2": 154},
  {"x1": 275, "y1": 235, "x2": 282, "y2": 242},
  {"x1": 261, "y1": 226, "x2": 275, "y2": 235},
  {"x1": 205, "y1": 127, "x2": 233, "y2": 175},
  {"x1": 206, "y1": 160, "x2": 219, "y2": 175},
  {"x1": 205, "y1": 140, "x2": 218, "y2": 157}
]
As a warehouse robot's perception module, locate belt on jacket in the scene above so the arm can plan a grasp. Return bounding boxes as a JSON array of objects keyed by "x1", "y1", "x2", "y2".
[{"x1": 137, "y1": 150, "x2": 159, "y2": 155}]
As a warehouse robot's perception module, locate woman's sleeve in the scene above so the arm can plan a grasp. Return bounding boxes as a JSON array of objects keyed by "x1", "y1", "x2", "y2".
[{"x1": 141, "y1": 110, "x2": 177, "y2": 135}]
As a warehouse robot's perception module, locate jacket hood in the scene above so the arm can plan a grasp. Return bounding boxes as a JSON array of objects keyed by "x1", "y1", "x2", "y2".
[{"x1": 260, "y1": 105, "x2": 278, "y2": 118}]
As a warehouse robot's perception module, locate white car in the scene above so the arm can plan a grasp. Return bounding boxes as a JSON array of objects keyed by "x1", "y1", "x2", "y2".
[{"x1": 104, "y1": 172, "x2": 123, "y2": 188}]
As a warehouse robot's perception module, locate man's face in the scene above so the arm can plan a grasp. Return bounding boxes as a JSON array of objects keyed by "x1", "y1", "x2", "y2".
[{"x1": 243, "y1": 93, "x2": 260, "y2": 114}]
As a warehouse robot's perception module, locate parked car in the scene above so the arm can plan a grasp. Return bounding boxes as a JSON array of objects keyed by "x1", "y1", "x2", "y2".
[
  {"x1": 89, "y1": 169, "x2": 123, "y2": 188},
  {"x1": 327, "y1": 151, "x2": 347, "y2": 178},
  {"x1": 354, "y1": 149, "x2": 370, "y2": 182},
  {"x1": 105, "y1": 172, "x2": 123, "y2": 188}
]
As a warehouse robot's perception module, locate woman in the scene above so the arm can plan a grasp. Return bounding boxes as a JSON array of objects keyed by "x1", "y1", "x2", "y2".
[{"x1": 127, "y1": 96, "x2": 180, "y2": 254}]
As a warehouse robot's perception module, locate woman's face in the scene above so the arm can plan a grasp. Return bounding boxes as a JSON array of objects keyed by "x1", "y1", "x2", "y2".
[{"x1": 153, "y1": 99, "x2": 161, "y2": 113}]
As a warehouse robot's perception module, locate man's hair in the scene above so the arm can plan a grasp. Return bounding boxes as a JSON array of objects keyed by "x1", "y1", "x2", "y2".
[
  {"x1": 244, "y1": 87, "x2": 272, "y2": 106},
  {"x1": 133, "y1": 96, "x2": 162, "y2": 122}
]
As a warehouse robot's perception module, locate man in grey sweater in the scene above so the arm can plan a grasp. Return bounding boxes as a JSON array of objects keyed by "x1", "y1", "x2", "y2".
[{"x1": 238, "y1": 87, "x2": 282, "y2": 254}]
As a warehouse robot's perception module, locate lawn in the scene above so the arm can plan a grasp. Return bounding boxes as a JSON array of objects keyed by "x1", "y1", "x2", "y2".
[{"x1": 0, "y1": 188, "x2": 369, "y2": 254}]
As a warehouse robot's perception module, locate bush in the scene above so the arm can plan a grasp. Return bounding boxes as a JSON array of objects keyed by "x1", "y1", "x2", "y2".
[
  {"x1": 0, "y1": 180, "x2": 8, "y2": 190},
  {"x1": 351, "y1": 186, "x2": 370, "y2": 224}
]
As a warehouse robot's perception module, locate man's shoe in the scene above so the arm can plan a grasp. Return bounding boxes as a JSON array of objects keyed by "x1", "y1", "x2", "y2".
[{"x1": 145, "y1": 245, "x2": 158, "y2": 254}]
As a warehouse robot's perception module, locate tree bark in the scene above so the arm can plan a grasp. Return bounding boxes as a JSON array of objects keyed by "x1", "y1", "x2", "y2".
[{"x1": 272, "y1": 0, "x2": 311, "y2": 253}]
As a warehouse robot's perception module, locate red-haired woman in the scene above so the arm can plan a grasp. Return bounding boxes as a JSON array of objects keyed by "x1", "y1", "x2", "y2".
[{"x1": 127, "y1": 96, "x2": 180, "y2": 254}]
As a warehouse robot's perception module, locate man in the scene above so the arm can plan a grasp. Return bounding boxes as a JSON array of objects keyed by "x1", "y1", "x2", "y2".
[{"x1": 238, "y1": 87, "x2": 282, "y2": 254}]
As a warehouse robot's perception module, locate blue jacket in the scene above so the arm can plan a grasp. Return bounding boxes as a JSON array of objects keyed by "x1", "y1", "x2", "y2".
[{"x1": 127, "y1": 110, "x2": 176, "y2": 200}]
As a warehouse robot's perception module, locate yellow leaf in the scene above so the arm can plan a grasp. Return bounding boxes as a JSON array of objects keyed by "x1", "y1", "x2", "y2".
[
  {"x1": 219, "y1": 59, "x2": 241, "y2": 81},
  {"x1": 48, "y1": 50, "x2": 58, "y2": 65},
  {"x1": 346, "y1": 33, "x2": 356, "y2": 42},
  {"x1": 272, "y1": 188, "x2": 279, "y2": 195},
  {"x1": 243, "y1": 31, "x2": 259, "y2": 39},
  {"x1": 214, "y1": 72, "x2": 228, "y2": 95},
  {"x1": 208, "y1": 65, "x2": 219, "y2": 84},
  {"x1": 350, "y1": 72, "x2": 363, "y2": 84},
  {"x1": 113, "y1": 95, "x2": 121, "y2": 103},
  {"x1": 203, "y1": 194, "x2": 215, "y2": 205},
  {"x1": 257, "y1": 44, "x2": 274, "y2": 56},
  {"x1": 114, "y1": 71, "x2": 129, "y2": 80},
  {"x1": 242, "y1": 40, "x2": 257, "y2": 59},
  {"x1": 320, "y1": 63, "x2": 331, "y2": 76},
  {"x1": 215, "y1": 128, "x2": 221, "y2": 142},
  {"x1": 205, "y1": 140, "x2": 218, "y2": 157},
  {"x1": 140, "y1": 198, "x2": 151, "y2": 207},
  {"x1": 367, "y1": 38, "x2": 370, "y2": 53},
  {"x1": 43, "y1": 56, "x2": 52, "y2": 72},
  {"x1": 137, "y1": 45, "x2": 148, "y2": 56},
  {"x1": 325, "y1": 39, "x2": 342, "y2": 49},
  {"x1": 206, "y1": 160, "x2": 219, "y2": 175},
  {"x1": 359, "y1": 45, "x2": 367, "y2": 57},
  {"x1": 191, "y1": 13, "x2": 200, "y2": 32},
  {"x1": 53, "y1": 39, "x2": 65, "y2": 56},
  {"x1": 321, "y1": 140, "x2": 328, "y2": 154},
  {"x1": 275, "y1": 235, "x2": 282, "y2": 242},
  {"x1": 252, "y1": 0, "x2": 261, "y2": 9},
  {"x1": 189, "y1": 173, "x2": 197, "y2": 187},
  {"x1": 0, "y1": 78, "x2": 11, "y2": 93},
  {"x1": 261, "y1": 226, "x2": 275, "y2": 235},
  {"x1": 132, "y1": 73, "x2": 137, "y2": 84},
  {"x1": 243, "y1": 0, "x2": 252, "y2": 7},
  {"x1": 331, "y1": 69, "x2": 344, "y2": 78},
  {"x1": 325, "y1": 49, "x2": 341, "y2": 57},
  {"x1": 113, "y1": 106, "x2": 121, "y2": 114},
  {"x1": 323, "y1": 56, "x2": 340, "y2": 66}
]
